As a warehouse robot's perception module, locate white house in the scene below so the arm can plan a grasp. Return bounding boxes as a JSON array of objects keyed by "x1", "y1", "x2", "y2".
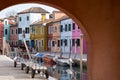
[
  {"x1": 60, "y1": 16, "x2": 72, "y2": 54},
  {"x1": 17, "y1": 7, "x2": 49, "y2": 47}
]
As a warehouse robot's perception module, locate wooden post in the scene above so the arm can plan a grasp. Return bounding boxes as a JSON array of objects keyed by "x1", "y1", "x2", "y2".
[
  {"x1": 80, "y1": 34, "x2": 83, "y2": 80},
  {"x1": 2, "y1": 37, "x2": 5, "y2": 55},
  {"x1": 23, "y1": 39, "x2": 31, "y2": 60}
]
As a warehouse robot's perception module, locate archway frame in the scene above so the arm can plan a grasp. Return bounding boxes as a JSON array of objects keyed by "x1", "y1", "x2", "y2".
[{"x1": 0, "y1": 1, "x2": 92, "y2": 80}]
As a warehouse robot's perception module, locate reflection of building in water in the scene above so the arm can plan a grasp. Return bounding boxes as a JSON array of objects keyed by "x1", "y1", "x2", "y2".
[{"x1": 47, "y1": 65, "x2": 81, "y2": 80}]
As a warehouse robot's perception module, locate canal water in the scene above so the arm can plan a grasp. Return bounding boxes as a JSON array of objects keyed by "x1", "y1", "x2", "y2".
[
  {"x1": 46, "y1": 64, "x2": 87, "y2": 80},
  {"x1": 10, "y1": 52, "x2": 87, "y2": 80}
]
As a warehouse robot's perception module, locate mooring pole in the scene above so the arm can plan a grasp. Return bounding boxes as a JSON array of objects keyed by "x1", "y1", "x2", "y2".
[{"x1": 80, "y1": 34, "x2": 83, "y2": 80}]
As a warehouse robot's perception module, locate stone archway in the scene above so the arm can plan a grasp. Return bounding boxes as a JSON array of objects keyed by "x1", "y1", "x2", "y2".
[{"x1": 1, "y1": 0, "x2": 120, "y2": 80}]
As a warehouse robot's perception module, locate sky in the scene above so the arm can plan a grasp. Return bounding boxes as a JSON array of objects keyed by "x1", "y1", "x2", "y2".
[{"x1": 0, "y1": 3, "x2": 59, "y2": 18}]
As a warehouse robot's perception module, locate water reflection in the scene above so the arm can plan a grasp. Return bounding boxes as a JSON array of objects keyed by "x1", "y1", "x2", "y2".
[{"x1": 45, "y1": 63, "x2": 87, "y2": 80}]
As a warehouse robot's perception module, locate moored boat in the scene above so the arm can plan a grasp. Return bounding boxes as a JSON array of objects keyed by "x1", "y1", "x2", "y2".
[{"x1": 43, "y1": 54, "x2": 56, "y2": 64}]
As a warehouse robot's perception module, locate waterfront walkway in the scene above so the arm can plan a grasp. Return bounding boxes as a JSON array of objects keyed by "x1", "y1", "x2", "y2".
[{"x1": 0, "y1": 55, "x2": 49, "y2": 80}]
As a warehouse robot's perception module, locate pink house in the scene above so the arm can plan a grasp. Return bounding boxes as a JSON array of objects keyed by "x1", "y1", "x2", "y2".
[{"x1": 72, "y1": 21, "x2": 87, "y2": 54}]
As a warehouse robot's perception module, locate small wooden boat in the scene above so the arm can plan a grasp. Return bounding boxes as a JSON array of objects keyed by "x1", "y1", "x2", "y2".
[
  {"x1": 43, "y1": 54, "x2": 56, "y2": 64},
  {"x1": 55, "y1": 57, "x2": 73, "y2": 66}
]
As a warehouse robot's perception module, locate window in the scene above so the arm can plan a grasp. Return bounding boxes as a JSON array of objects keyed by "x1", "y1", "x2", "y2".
[
  {"x1": 18, "y1": 28, "x2": 22, "y2": 34},
  {"x1": 5, "y1": 29, "x2": 7, "y2": 35},
  {"x1": 73, "y1": 23, "x2": 75, "y2": 30},
  {"x1": 16, "y1": 41, "x2": 17, "y2": 45},
  {"x1": 5, "y1": 21, "x2": 7, "y2": 25},
  {"x1": 26, "y1": 41, "x2": 29, "y2": 46},
  {"x1": 41, "y1": 27, "x2": 44, "y2": 34},
  {"x1": 55, "y1": 26, "x2": 57, "y2": 32},
  {"x1": 78, "y1": 26, "x2": 80, "y2": 29},
  {"x1": 68, "y1": 24, "x2": 71, "y2": 31},
  {"x1": 16, "y1": 29, "x2": 17, "y2": 34},
  {"x1": 19, "y1": 17, "x2": 22, "y2": 21},
  {"x1": 65, "y1": 24, "x2": 67, "y2": 31},
  {"x1": 11, "y1": 29, "x2": 13, "y2": 34},
  {"x1": 35, "y1": 27, "x2": 38, "y2": 34},
  {"x1": 64, "y1": 39, "x2": 67, "y2": 46},
  {"x1": 27, "y1": 16, "x2": 29, "y2": 21},
  {"x1": 51, "y1": 26, "x2": 54, "y2": 33},
  {"x1": 77, "y1": 39, "x2": 80, "y2": 46},
  {"x1": 61, "y1": 40, "x2": 63, "y2": 46},
  {"x1": 60, "y1": 25, "x2": 63, "y2": 32},
  {"x1": 52, "y1": 41, "x2": 55, "y2": 47},
  {"x1": 25, "y1": 27, "x2": 29, "y2": 33},
  {"x1": 48, "y1": 40, "x2": 51, "y2": 47},
  {"x1": 42, "y1": 27, "x2": 44, "y2": 33},
  {"x1": 18, "y1": 40, "x2": 22, "y2": 46},
  {"x1": 72, "y1": 39, "x2": 75, "y2": 46},
  {"x1": 58, "y1": 40, "x2": 60, "y2": 47},
  {"x1": 12, "y1": 41, "x2": 13, "y2": 45},
  {"x1": 42, "y1": 40, "x2": 44, "y2": 46},
  {"x1": 49, "y1": 14, "x2": 53, "y2": 19},
  {"x1": 31, "y1": 27, "x2": 35, "y2": 34}
]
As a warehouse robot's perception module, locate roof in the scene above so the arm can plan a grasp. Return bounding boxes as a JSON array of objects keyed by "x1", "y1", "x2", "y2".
[
  {"x1": 52, "y1": 15, "x2": 69, "y2": 22},
  {"x1": 10, "y1": 23, "x2": 18, "y2": 27},
  {"x1": 31, "y1": 19, "x2": 52, "y2": 26},
  {"x1": 0, "y1": 19, "x2": 4, "y2": 21},
  {"x1": 18, "y1": 7, "x2": 49, "y2": 14},
  {"x1": 52, "y1": 10, "x2": 63, "y2": 13},
  {"x1": 30, "y1": 15, "x2": 70, "y2": 26},
  {"x1": 8, "y1": 20, "x2": 16, "y2": 25}
]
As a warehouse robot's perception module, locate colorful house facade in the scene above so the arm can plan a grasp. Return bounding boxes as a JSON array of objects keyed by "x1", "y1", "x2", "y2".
[
  {"x1": 30, "y1": 19, "x2": 51, "y2": 52},
  {"x1": 47, "y1": 22, "x2": 52, "y2": 51},
  {"x1": 47, "y1": 11, "x2": 66, "y2": 53},
  {"x1": 4, "y1": 19, "x2": 10, "y2": 42},
  {"x1": 18, "y1": 7, "x2": 49, "y2": 47},
  {"x1": 4, "y1": 16, "x2": 16, "y2": 42},
  {"x1": 10, "y1": 22, "x2": 18, "y2": 47},
  {"x1": 0, "y1": 20, "x2": 4, "y2": 49},
  {"x1": 48, "y1": 19, "x2": 61, "y2": 53},
  {"x1": 71, "y1": 21, "x2": 87, "y2": 54},
  {"x1": 60, "y1": 16, "x2": 72, "y2": 54}
]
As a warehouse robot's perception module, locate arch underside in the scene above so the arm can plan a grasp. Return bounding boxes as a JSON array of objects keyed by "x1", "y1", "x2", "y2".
[{"x1": 0, "y1": 0, "x2": 120, "y2": 80}]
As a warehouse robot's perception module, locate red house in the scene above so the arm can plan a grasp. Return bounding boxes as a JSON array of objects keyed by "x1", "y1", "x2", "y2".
[
  {"x1": 10, "y1": 16, "x2": 18, "y2": 47},
  {"x1": 10, "y1": 22, "x2": 18, "y2": 47},
  {"x1": 0, "y1": 20, "x2": 4, "y2": 49}
]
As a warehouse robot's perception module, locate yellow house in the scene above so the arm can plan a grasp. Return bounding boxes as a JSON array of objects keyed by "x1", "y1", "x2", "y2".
[{"x1": 30, "y1": 18, "x2": 51, "y2": 52}]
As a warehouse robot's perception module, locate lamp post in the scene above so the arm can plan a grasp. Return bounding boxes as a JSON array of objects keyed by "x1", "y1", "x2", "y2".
[{"x1": 80, "y1": 34, "x2": 83, "y2": 80}]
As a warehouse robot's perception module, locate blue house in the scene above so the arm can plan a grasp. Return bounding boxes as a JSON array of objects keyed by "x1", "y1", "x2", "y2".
[
  {"x1": 60, "y1": 16, "x2": 72, "y2": 54},
  {"x1": 4, "y1": 17, "x2": 16, "y2": 42}
]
